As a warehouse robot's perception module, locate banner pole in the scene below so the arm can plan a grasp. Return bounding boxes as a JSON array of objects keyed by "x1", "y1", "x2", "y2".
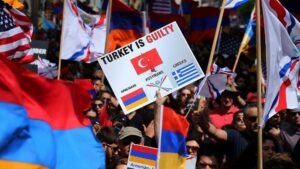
[
  {"x1": 57, "y1": 0, "x2": 67, "y2": 80},
  {"x1": 255, "y1": 0, "x2": 263, "y2": 168},
  {"x1": 205, "y1": 0, "x2": 227, "y2": 74},
  {"x1": 101, "y1": 0, "x2": 112, "y2": 84}
]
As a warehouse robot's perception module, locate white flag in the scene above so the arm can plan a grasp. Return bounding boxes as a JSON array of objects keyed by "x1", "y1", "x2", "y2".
[
  {"x1": 61, "y1": 0, "x2": 106, "y2": 63},
  {"x1": 262, "y1": 0, "x2": 300, "y2": 124}
]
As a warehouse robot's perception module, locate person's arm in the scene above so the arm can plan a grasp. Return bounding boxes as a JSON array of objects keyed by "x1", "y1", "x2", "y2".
[
  {"x1": 227, "y1": 75, "x2": 246, "y2": 106},
  {"x1": 154, "y1": 90, "x2": 167, "y2": 143},
  {"x1": 197, "y1": 108, "x2": 228, "y2": 141}
]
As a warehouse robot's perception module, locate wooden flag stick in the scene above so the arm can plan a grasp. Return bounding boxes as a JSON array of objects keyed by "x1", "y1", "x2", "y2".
[
  {"x1": 57, "y1": 0, "x2": 68, "y2": 80},
  {"x1": 255, "y1": 0, "x2": 263, "y2": 168},
  {"x1": 205, "y1": 0, "x2": 227, "y2": 74},
  {"x1": 233, "y1": 50, "x2": 242, "y2": 72},
  {"x1": 102, "y1": 0, "x2": 112, "y2": 84},
  {"x1": 104, "y1": 0, "x2": 112, "y2": 54}
]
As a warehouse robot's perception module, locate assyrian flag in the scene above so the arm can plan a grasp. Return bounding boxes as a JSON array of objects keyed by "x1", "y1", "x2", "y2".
[
  {"x1": 262, "y1": 0, "x2": 300, "y2": 124},
  {"x1": 197, "y1": 64, "x2": 236, "y2": 99},
  {"x1": 225, "y1": 0, "x2": 249, "y2": 9},
  {"x1": 266, "y1": 0, "x2": 300, "y2": 50},
  {"x1": 61, "y1": 0, "x2": 106, "y2": 63}
]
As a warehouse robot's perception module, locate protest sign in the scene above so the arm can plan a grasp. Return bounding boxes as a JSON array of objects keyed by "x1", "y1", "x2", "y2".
[
  {"x1": 98, "y1": 22, "x2": 204, "y2": 114},
  {"x1": 30, "y1": 40, "x2": 48, "y2": 58},
  {"x1": 127, "y1": 144, "x2": 157, "y2": 169}
]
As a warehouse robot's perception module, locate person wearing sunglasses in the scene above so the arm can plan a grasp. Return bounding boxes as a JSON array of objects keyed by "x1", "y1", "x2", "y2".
[
  {"x1": 197, "y1": 151, "x2": 220, "y2": 169},
  {"x1": 96, "y1": 126, "x2": 118, "y2": 169},
  {"x1": 198, "y1": 103, "x2": 260, "y2": 166},
  {"x1": 280, "y1": 108, "x2": 300, "y2": 154}
]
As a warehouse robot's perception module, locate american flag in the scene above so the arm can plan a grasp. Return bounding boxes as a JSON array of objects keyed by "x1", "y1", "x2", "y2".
[
  {"x1": 0, "y1": 2, "x2": 33, "y2": 63},
  {"x1": 216, "y1": 30, "x2": 242, "y2": 58},
  {"x1": 150, "y1": 0, "x2": 172, "y2": 14}
]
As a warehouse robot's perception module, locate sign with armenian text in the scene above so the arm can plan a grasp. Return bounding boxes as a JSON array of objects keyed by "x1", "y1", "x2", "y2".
[
  {"x1": 127, "y1": 144, "x2": 158, "y2": 169},
  {"x1": 98, "y1": 22, "x2": 204, "y2": 114}
]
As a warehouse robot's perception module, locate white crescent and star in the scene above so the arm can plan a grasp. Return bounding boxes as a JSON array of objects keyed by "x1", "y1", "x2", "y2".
[{"x1": 138, "y1": 58, "x2": 150, "y2": 68}]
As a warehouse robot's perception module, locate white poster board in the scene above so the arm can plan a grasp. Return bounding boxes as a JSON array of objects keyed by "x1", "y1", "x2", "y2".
[{"x1": 98, "y1": 22, "x2": 204, "y2": 114}]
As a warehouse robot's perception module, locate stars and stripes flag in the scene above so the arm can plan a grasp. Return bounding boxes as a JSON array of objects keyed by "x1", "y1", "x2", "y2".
[
  {"x1": 216, "y1": 30, "x2": 242, "y2": 58},
  {"x1": 150, "y1": 0, "x2": 172, "y2": 14},
  {"x1": 0, "y1": 1, "x2": 33, "y2": 64},
  {"x1": 197, "y1": 64, "x2": 236, "y2": 99},
  {"x1": 262, "y1": 0, "x2": 300, "y2": 124}
]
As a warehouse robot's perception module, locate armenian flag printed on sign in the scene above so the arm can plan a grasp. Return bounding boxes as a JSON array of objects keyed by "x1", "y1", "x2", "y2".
[
  {"x1": 121, "y1": 88, "x2": 148, "y2": 111},
  {"x1": 127, "y1": 144, "x2": 157, "y2": 169}
]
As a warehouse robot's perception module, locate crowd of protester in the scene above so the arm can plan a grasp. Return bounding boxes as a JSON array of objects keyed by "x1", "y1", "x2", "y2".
[
  {"x1": 77, "y1": 64, "x2": 299, "y2": 169},
  {"x1": 27, "y1": 1, "x2": 300, "y2": 169}
]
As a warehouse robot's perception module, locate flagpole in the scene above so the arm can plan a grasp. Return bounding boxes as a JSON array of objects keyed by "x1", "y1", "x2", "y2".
[
  {"x1": 102, "y1": 0, "x2": 112, "y2": 83},
  {"x1": 233, "y1": 49, "x2": 242, "y2": 72},
  {"x1": 205, "y1": 0, "x2": 227, "y2": 74},
  {"x1": 57, "y1": 0, "x2": 67, "y2": 80},
  {"x1": 255, "y1": 0, "x2": 263, "y2": 168}
]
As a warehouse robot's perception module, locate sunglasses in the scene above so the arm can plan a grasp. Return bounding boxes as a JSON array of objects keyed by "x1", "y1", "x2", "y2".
[
  {"x1": 181, "y1": 93, "x2": 191, "y2": 97},
  {"x1": 235, "y1": 117, "x2": 244, "y2": 122},
  {"x1": 93, "y1": 103, "x2": 103, "y2": 108},
  {"x1": 186, "y1": 145, "x2": 199, "y2": 151},
  {"x1": 290, "y1": 112, "x2": 300, "y2": 117},
  {"x1": 247, "y1": 116, "x2": 257, "y2": 122},
  {"x1": 198, "y1": 162, "x2": 217, "y2": 169},
  {"x1": 103, "y1": 143, "x2": 118, "y2": 152}
]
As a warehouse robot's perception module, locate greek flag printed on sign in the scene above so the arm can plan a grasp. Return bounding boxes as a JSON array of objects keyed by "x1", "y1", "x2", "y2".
[{"x1": 172, "y1": 63, "x2": 200, "y2": 86}]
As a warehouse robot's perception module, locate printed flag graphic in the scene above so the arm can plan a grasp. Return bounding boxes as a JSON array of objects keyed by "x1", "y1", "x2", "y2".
[
  {"x1": 121, "y1": 88, "x2": 148, "y2": 110},
  {"x1": 131, "y1": 49, "x2": 163, "y2": 75},
  {"x1": 127, "y1": 144, "x2": 158, "y2": 169},
  {"x1": 172, "y1": 63, "x2": 200, "y2": 86}
]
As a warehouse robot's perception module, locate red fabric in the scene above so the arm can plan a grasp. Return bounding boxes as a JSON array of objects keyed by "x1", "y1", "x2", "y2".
[
  {"x1": 99, "y1": 106, "x2": 112, "y2": 127},
  {"x1": 162, "y1": 106, "x2": 189, "y2": 137},
  {"x1": 0, "y1": 57, "x2": 91, "y2": 130},
  {"x1": 209, "y1": 105, "x2": 239, "y2": 129},
  {"x1": 74, "y1": 79, "x2": 94, "y2": 91}
]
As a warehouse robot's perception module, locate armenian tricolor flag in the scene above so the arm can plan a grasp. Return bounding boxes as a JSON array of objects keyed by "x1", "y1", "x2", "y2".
[
  {"x1": 108, "y1": 0, "x2": 144, "y2": 52},
  {"x1": 0, "y1": 57, "x2": 105, "y2": 169},
  {"x1": 121, "y1": 88, "x2": 148, "y2": 111},
  {"x1": 158, "y1": 106, "x2": 190, "y2": 169}
]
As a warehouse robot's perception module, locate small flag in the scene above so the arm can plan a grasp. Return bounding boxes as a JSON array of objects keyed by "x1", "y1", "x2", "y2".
[
  {"x1": 225, "y1": 0, "x2": 249, "y2": 9},
  {"x1": 131, "y1": 49, "x2": 163, "y2": 75},
  {"x1": 127, "y1": 144, "x2": 158, "y2": 169},
  {"x1": 121, "y1": 88, "x2": 148, "y2": 110},
  {"x1": 216, "y1": 30, "x2": 242, "y2": 58},
  {"x1": 150, "y1": 0, "x2": 172, "y2": 14},
  {"x1": 172, "y1": 63, "x2": 200, "y2": 86}
]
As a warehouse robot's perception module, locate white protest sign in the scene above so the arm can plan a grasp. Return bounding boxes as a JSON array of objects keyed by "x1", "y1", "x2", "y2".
[
  {"x1": 127, "y1": 144, "x2": 157, "y2": 169},
  {"x1": 186, "y1": 156, "x2": 197, "y2": 169},
  {"x1": 98, "y1": 22, "x2": 204, "y2": 114}
]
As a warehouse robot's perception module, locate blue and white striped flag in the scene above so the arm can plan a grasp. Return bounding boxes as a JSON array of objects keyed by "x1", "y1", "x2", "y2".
[
  {"x1": 225, "y1": 0, "x2": 249, "y2": 9},
  {"x1": 172, "y1": 63, "x2": 200, "y2": 86}
]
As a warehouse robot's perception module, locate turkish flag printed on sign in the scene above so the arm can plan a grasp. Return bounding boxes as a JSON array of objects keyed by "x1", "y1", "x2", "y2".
[{"x1": 131, "y1": 49, "x2": 163, "y2": 75}]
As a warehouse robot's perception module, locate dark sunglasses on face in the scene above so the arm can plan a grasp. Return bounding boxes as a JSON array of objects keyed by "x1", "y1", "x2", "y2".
[
  {"x1": 93, "y1": 103, "x2": 103, "y2": 108},
  {"x1": 103, "y1": 143, "x2": 118, "y2": 152},
  {"x1": 186, "y1": 145, "x2": 199, "y2": 151},
  {"x1": 247, "y1": 116, "x2": 257, "y2": 122},
  {"x1": 235, "y1": 117, "x2": 244, "y2": 122},
  {"x1": 290, "y1": 111, "x2": 300, "y2": 117},
  {"x1": 198, "y1": 162, "x2": 217, "y2": 168},
  {"x1": 181, "y1": 93, "x2": 191, "y2": 97}
]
